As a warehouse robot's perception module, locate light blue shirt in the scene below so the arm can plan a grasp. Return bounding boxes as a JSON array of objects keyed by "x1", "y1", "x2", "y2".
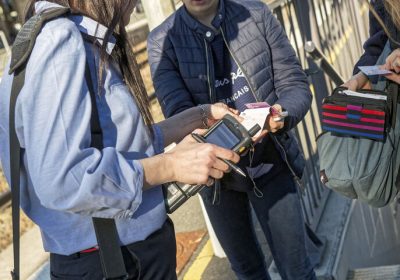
[{"x1": 0, "y1": 2, "x2": 167, "y2": 255}]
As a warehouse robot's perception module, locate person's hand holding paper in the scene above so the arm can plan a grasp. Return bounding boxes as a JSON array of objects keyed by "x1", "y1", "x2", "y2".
[{"x1": 239, "y1": 102, "x2": 286, "y2": 143}]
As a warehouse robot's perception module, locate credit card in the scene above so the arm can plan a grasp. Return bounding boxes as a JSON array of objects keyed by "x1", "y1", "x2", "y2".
[{"x1": 358, "y1": 65, "x2": 393, "y2": 76}]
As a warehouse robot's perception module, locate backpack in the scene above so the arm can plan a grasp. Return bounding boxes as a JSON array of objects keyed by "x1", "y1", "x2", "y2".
[{"x1": 317, "y1": 42, "x2": 400, "y2": 207}]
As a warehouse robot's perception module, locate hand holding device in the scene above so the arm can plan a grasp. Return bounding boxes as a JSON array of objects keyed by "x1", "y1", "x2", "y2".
[
  {"x1": 164, "y1": 133, "x2": 237, "y2": 185},
  {"x1": 163, "y1": 114, "x2": 260, "y2": 213},
  {"x1": 191, "y1": 133, "x2": 246, "y2": 177}
]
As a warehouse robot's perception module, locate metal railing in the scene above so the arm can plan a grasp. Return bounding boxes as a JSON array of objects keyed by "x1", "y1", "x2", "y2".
[
  {"x1": 0, "y1": 190, "x2": 11, "y2": 208},
  {"x1": 305, "y1": 41, "x2": 344, "y2": 86},
  {"x1": 266, "y1": 0, "x2": 369, "y2": 230}
]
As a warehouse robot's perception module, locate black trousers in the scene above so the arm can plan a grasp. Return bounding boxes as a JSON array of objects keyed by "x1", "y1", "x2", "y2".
[{"x1": 50, "y1": 218, "x2": 177, "y2": 280}]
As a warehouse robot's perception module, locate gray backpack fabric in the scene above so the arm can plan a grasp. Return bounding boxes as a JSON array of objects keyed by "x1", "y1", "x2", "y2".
[{"x1": 317, "y1": 42, "x2": 400, "y2": 207}]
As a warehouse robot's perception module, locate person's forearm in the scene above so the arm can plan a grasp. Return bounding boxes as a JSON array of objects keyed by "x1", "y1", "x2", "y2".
[
  {"x1": 354, "y1": 72, "x2": 369, "y2": 85},
  {"x1": 157, "y1": 106, "x2": 204, "y2": 146},
  {"x1": 140, "y1": 153, "x2": 174, "y2": 189}
]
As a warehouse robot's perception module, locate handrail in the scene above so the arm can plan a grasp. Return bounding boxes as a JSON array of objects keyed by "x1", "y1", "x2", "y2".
[
  {"x1": 265, "y1": 0, "x2": 285, "y2": 10},
  {"x1": 0, "y1": 31, "x2": 11, "y2": 54},
  {"x1": 305, "y1": 41, "x2": 345, "y2": 86},
  {"x1": 0, "y1": 190, "x2": 11, "y2": 208}
]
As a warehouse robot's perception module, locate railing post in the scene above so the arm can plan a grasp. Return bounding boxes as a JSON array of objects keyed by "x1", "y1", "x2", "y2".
[
  {"x1": 0, "y1": 31, "x2": 11, "y2": 54},
  {"x1": 292, "y1": 0, "x2": 330, "y2": 116},
  {"x1": 305, "y1": 41, "x2": 345, "y2": 86},
  {"x1": 141, "y1": 0, "x2": 175, "y2": 31}
]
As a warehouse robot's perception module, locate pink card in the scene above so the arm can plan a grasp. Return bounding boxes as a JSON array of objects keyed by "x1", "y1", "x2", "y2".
[{"x1": 245, "y1": 102, "x2": 270, "y2": 109}]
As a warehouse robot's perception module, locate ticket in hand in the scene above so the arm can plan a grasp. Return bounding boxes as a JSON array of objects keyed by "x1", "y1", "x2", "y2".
[
  {"x1": 244, "y1": 102, "x2": 270, "y2": 109},
  {"x1": 358, "y1": 65, "x2": 393, "y2": 76},
  {"x1": 240, "y1": 102, "x2": 271, "y2": 137}
]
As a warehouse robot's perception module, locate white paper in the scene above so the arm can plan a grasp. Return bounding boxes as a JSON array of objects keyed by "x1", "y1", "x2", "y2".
[
  {"x1": 342, "y1": 89, "x2": 387, "y2": 101},
  {"x1": 240, "y1": 107, "x2": 269, "y2": 137}
]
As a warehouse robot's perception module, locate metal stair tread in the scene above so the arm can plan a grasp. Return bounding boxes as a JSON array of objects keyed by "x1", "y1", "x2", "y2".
[{"x1": 347, "y1": 264, "x2": 400, "y2": 280}]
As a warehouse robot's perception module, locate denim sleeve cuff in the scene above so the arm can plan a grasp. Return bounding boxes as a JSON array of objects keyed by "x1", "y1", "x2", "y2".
[
  {"x1": 152, "y1": 124, "x2": 165, "y2": 154},
  {"x1": 126, "y1": 159, "x2": 144, "y2": 214}
]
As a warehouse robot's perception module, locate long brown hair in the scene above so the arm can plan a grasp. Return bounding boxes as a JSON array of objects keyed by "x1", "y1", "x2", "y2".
[
  {"x1": 384, "y1": 0, "x2": 400, "y2": 31},
  {"x1": 25, "y1": 0, "x2": 154, "y2": 132},
  {"x1": 366, "y1": 0, "x2": 400, "y2": 46}
]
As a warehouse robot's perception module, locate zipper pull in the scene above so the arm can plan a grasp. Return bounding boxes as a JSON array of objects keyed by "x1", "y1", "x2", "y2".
[
  {"x1": 247, "y1": 145, "x2": 264, "y2": 198},
  {"x1": 253, "y1": 183, "x2": 264, "y2": 198},
  {"x1": 212, "y1": 180, "x2": 221, "y2": 205},
  {"x1": 249, "y1": 144, "x2": 255, "y2": 168},
  {"x1": 294, "y1": 176, "x2": 305, "y2": 194}
]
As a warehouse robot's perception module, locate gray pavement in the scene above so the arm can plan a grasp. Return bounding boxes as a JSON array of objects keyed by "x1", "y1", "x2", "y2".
[
  {"x1": 0, "y1": 226, "x2": 49, "y2": 280},
  {"x1": 170, "y1": 195, "x2": 206, "y2": 233},
  {"x1": 172, "y1": 196, "x2": 237, "y2": 280}
]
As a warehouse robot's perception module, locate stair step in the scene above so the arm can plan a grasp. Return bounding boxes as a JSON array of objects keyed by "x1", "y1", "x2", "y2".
[{"x1": 347, "y1": 265, "x2": 400, "y2": 280}]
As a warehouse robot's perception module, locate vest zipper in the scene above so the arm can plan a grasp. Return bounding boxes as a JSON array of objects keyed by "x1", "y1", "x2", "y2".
[
  {"x1": 273, "y1": 136, "x2": 305, "y2": 192},
  {"x1": 220, "y1": 27, "x2": 265, "y2": 196},
  {"x1": 204, "y1": 38, "x2": 220, "y2": 203},
  {"x1": 220, "y1": 27, "x2": 259, "y2": 102},
  {"x1": 204, "y1": 39, "x2": 215, "y2": 103},
  {"x1": 220, "y1": 27, "x2": 303, "y2": 192}
]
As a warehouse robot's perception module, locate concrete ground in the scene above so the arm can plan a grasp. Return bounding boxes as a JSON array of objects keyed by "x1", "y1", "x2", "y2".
[{"x1": 171, "y1": 196, "x2": 237, "y2": 280}]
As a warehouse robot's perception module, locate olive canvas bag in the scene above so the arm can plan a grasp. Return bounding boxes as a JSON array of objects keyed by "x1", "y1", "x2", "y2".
[{"x1": 317, "y1": 42, "x2": 400, "y2": 207}]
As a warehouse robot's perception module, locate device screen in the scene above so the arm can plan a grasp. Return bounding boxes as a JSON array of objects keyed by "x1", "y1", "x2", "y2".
[{"x1": 205, "y1": 122, "x2": 240, "y2": 149}]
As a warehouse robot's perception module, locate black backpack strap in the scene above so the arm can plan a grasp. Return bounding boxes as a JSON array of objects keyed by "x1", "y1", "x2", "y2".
[
  {"x1": 9, "y1": 67, "x2": 25, "y2": 280},
  {"x1": 9, "y1": 7, "x2": 70, "y2": 74},
  {"x1": 8, "y1": 8, "x2": 128, "y2": 280},
  {"x1": 8, "y1": 8, "x2": 70, "y2": 280},
  {"x1": 84, "y1": 60, "x2": 128, "y2": 279}
]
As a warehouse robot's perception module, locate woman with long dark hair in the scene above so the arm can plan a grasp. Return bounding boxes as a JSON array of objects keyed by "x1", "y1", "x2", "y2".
[{"x1": 0, "y1": 0, "x2": 241, "y2": 279}]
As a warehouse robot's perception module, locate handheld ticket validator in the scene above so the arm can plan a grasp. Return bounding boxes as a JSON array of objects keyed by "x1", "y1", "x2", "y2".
[{"x1": 163, "y1": 114, "x2": 261, "y2": 213}]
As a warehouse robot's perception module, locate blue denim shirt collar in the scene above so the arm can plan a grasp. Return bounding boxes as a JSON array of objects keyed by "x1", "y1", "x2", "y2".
[
  {"x1": 35, "y1": 1, "x2": 116, "y2": 54},
  {"x1": 180, "y1": 0, "x2": 225, "y2": 41}
]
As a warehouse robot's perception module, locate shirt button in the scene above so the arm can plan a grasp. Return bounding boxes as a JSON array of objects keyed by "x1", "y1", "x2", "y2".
[{"x1": 205, "y1": 31, "x2": 212, "y2": 38}]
